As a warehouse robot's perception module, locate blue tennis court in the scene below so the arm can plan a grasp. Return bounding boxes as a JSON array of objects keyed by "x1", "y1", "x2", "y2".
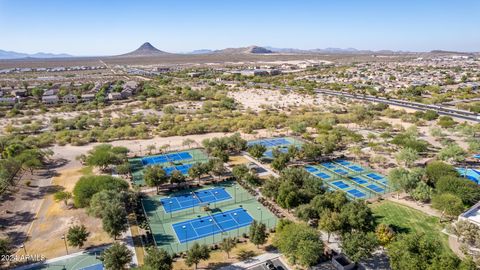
[
  {"x1": 348, "y1": 165, "x2": 364, "y2": 172},
  {"x1": 305, "y1": 166, "x2": 319, "y2": 173},
  {"x1": 334, "y1": 169, "x2": 348, "y2": 175},
  {"x1": 315, "y1": 172, "x2": 331, "y2": 179},
  {"x1": 350, "y1": 176, "x2": 368, "y2": 184},
  {"x1": 160, "y1": 188, "x2": 232, "y2": 213},
  {"x1": 332, "y1": 181, "x2": 350, "y2": 189},
  {"x1": 321, "y1": 162, "x2": 336, "y2": 169},
  {"x1": 80, "y1": 264, "x2": 104, "y2": 270},
  {"x1": 336, "y1": 159, "x2": 351, "y2": 166},
  {"x1": 142, "y1": 151, "x2": 193, "y2": 166},
  {"x1": 347, "y1": 189, "x2": 366, "y2": 198},
  {"x1": 163, "y1": 164, "x2": 194, "y2": 175},
  {"x1": 366, "y1": 173, "x2": 383, "y2": 180},
  {"x1": 247, "y1": 138, "x2": 292, "y2": 148},
  {"x1": 172, "y1": 208, "x2": 254, "y2": 243},
  {"x1": 367, "y1": 184, "x2": 385, "y2": 193}
]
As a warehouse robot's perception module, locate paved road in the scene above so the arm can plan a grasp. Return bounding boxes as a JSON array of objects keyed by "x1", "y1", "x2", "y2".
[{"x1": 315, "y1": 89, "x2": 480, "y2": 122}]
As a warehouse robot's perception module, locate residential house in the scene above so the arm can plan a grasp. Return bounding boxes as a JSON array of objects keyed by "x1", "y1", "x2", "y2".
[
  {"x1": 12, "y1": 89, "x2": 28, "y2": 97},
  {"x1": 120, "y1": 88, "x2": 133, "y2": 99},
  {"x1": 0, "y1": 97, "x2": 16, "y2": 106},
  {"x1": 124, "y1": 81, "x2": 138, "y2": 90},
  {"x1": 108, "y1": 92, "x2": 123, "y2": 101},
  {"x1": 42, "y1": 95, "x2": 59, "y2": 105},
  {"x1": 62, "y1": 94, "x2": 78, "y2": 104},
  {"x1": 81, "y1": 93, "x2": 95, "y2": 102},
  {"x1": 43, "y1": 89, "x2": 59, "y2": 96}
]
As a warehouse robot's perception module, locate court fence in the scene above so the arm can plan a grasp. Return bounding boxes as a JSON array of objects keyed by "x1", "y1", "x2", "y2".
[
  {"x1": 144, "y1": 189, "x2": 255, "y2": 223},
  {"x1": 159, "y1": 216, "x2": 278, "y2": 254}
]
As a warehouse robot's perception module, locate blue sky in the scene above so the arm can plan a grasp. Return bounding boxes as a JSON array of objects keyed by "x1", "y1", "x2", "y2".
[{"x1": 0, "y1": 0, "x2": 479, "y2": 55}]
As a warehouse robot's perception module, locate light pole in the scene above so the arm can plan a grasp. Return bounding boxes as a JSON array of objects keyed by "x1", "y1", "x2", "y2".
[
  {"x1": 209, "y1": 218, "x2": 215, "y2": 243},
  {"x1": 191, "y1": 192, "x2": 195, "y2": 213},
  {"x1": 234, "y1": 186, "x2": 239, "y2": 203},
  {"x1": 214, "y1": 191, "x2": 218, "y2": 208},
  {"x1": 61, "y1": 234, "x2": 69, "y2": 255},
  {"x1": 20, "y1": 243, "x2": 27, "y2": 255},
  {"x1": 257, "y1": 207, "x2": 262, "y2": 222},
  {"x1": 233, "y1": 213, "x2": 239, "y2": 237},
  {"x1": 169, "y1": 201, "x2": 173, "y2": 219},
  {"x1": 182, "y1": 225, "x2": 188, "y2": 250}
]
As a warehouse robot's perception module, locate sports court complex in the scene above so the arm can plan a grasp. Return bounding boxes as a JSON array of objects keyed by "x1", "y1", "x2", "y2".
[
  {"x1": 128, "y1": 148, "x2": 210, "y2": 186},
  {"x1": 18, "y1": 249, "x2": 104, "y2": 270},
  {"x1": 141, "y1": 182, "x2": 277, "y2": 254},
  {"x1": 247, "y1": 137, "x2": 303, "y2": 159},
  {"x1": 304, "y1": 159, "x2": 391, "y2": 199}
]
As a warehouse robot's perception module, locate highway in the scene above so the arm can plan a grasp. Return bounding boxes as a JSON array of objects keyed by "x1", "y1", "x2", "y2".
[{"x1": 314, "y1": 89, "x2": 480, "y2": 122}]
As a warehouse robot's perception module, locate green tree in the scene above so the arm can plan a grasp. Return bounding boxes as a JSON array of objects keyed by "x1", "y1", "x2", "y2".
[
  {"x1": 67, "y1": 224, "x2": 90, "y2": 248},
  {"x1": 144, "y1": 165, "x2": 167, "y2": 192},
  {"x1": 72, "y1": 175, "x2": 129, "y2": 208},
  {"x1": 102, "y1": 204, "x2": 128, "y2": 240},
  {"x1": 437, "y1": 143, "x2": 467, "y2": 163},
  {"x1": 388, "y1": 168, "x2": 421, "y2": 198},
  {"x1": 88, "y1": 190, "x2": 125, "y2": 218},
  {"x1": 232, "y1": 164, "x2": 249, "y2": 181},
  {"x1": 168, "y1": 170, "x2": 186, "y2": 185},
  {"x1": 85, "y1": 144, "x2": 129, "y2": 171},
  {"x1": 431, "y1": 193, "x2": 465, "y2": 221},
  {"x1": 318, "y1": 210, "x2": 342, "y2": 242},
  {"x1": 301, "y1": 143, "x2": 323, "y2": 161},
  {"x1": 388, "y1": 233, "x2": 440, "y2": 270},
  {"x1": 219, "y1": 237, "x2": 236, "y2": 259},
  {"x1": 247, "y1": 144, "x2": 267, "y2": 159},
  {"x1": 341, "y1": 231, "x2": 378, "y2": 264},
  {"x1": 340, "y1": 200, "x2": 375, "y2": 233},
  {"x1": 188, "y1": 163, "x2": 204, "y2": 184},
  {"x1": 185, "y1": 243, "x2": 210, "y2": 270},
  {"x1": 271, "y1": 153, "x2": 290, "y2": 171},
  {"x1": 395, "y1": 147, "x2": 419, "y2": 168},
  {"x1": 296, "y1": 239, "x2": 324, "y2": 267},
  {"x1": 411, "y1": 181, "x2": 433, "y2": 203},
  {"x1": 274, "y1": 222, "x2": 323, "y2": 266},
  {"x1": 100, "y1": 242, "x2": 133, "y2": 270},
  {"x1": 143, "y1": 247, "x2": 173, "y2": 270},
  {"x1": 425, "y1": 161, "x2": 458, "y2": 185},
  {"x1": 429, "y1": 253, "x2": 461, "y2": 270},
  {"x1": 436, "y1": 176, "x2": 480, "y2": 205},
  {"x1": 249, "y1": 221, "x2": 267, "y2": 248}
]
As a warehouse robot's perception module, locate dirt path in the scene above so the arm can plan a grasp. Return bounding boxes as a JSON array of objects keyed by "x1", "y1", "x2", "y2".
[{"x1": 17, "y1": 167, "x2": 112, "y2": 259}]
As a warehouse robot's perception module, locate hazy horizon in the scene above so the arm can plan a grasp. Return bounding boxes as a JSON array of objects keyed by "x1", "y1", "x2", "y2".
[{"x1": 1, "y1": 0, "x2": 479, "y2": 55}]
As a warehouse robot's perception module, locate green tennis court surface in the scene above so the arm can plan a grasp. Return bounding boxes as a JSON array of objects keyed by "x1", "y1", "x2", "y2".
[
  {"x1": 129, "y1": 148, "x2": 209, "y2": 186},
  {"x1": 141, "y1": 182, "x2": 278, "y2": 254},
  {"x1": 19, "y1": 249, "x2": 105, "y2": 270}
]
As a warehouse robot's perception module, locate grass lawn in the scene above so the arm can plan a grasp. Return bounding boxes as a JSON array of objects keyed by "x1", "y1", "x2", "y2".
[{"x1": 370, "y1": 200, "x2": 452, "y2": 254}]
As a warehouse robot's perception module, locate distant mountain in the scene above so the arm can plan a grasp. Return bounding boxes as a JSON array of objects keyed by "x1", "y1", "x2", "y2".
[
  {"x1": 214, "y1": 45, "x2": 273, "y2": 54},
  {"x1": 0, "y1": 49, "x2": 73, "y2": 60},
  {"x1": 188, "y1": 49, "x2": 214, "y2": 54},
  {"x1": 119, "y1": 42, "x2": 169, "y2": 57}
]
